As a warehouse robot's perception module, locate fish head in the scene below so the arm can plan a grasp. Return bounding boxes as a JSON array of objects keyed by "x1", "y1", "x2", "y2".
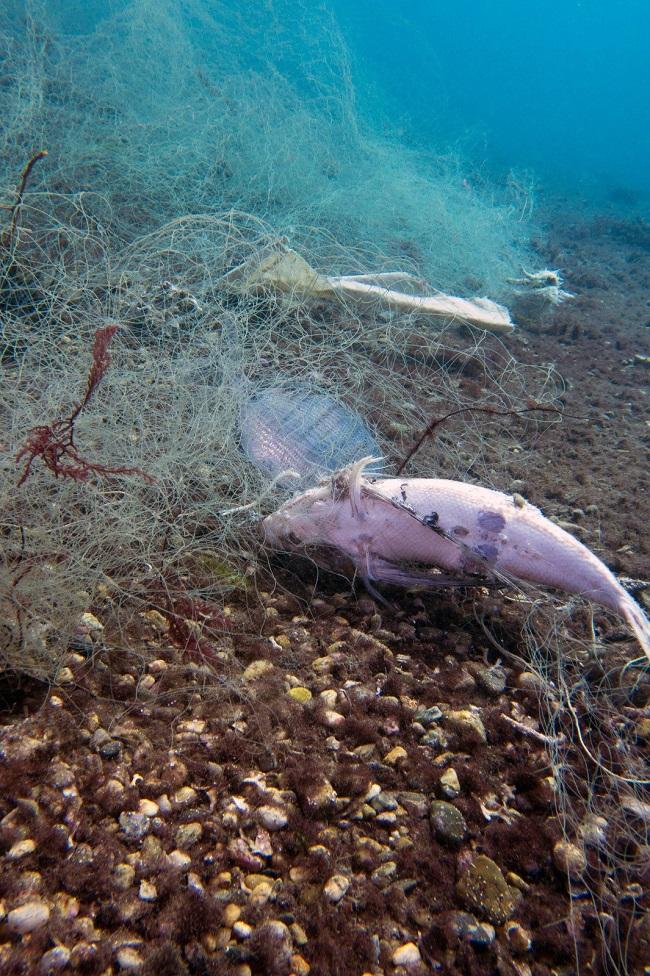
[{"x1": 262, "y1": 483, "x2": 338, "y2": 552}]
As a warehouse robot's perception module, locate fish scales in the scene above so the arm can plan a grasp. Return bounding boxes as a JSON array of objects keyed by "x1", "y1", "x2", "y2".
[{"x1": 263, "y1": 459, "x2": 650, "y2": 660}]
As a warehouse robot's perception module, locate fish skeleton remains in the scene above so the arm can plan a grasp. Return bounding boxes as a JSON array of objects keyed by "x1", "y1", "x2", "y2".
[{"x1": 263, "y1": 457, "x2": 650, "y2": 661}]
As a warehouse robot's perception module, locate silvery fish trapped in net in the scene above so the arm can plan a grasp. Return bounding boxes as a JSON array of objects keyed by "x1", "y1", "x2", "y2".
[{"x1": 240, "y1": 387, "x2": 381, "y2": 488}]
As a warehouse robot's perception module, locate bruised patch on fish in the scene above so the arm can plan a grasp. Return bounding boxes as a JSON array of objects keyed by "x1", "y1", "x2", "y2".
[
  {"x1": 474, "y1": 542, "x2": 500, "y2": 562},
  {"x1": 453, "y1": 525, "x2": 469, "y2": 538},
  {"x1": 477, "y1": 510, "x2": 507, "y2": 534}
]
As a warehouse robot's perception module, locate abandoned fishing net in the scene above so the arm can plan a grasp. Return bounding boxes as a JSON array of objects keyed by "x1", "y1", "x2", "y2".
[{"x1": 0, "y1": 3, "x2": 645, "y2": 971}]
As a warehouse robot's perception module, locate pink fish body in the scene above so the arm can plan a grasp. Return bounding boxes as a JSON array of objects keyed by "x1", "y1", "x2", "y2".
[{"x1": 263, "y1": 459, "x2": 650, "y2": 660}]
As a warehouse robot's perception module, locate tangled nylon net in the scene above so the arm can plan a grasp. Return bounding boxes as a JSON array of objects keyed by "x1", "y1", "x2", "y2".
[{"x1": 0, "y1": 3, "x2": 646, "y2": 971}]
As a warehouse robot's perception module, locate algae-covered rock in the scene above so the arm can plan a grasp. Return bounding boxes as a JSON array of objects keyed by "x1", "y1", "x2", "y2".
[
  {"x1": 430, "y1": 801, "x2": 467, "y2": 844},
  {"x1": 456, "y1": 855, "x2": 520, "y2": 925}
]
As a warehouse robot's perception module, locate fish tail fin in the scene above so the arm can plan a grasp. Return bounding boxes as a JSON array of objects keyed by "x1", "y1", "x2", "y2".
[{"x1": 621, "y1": 595, "x2": 650, "y2": 662}]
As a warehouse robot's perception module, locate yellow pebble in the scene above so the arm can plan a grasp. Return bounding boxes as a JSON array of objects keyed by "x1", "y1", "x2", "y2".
[
  {"x1": 288, "y1": 686, "x2": 312, "y2": 703},
  {"x1": 223, "y1": 903, "x2": 242, "y2": 926},
  {"x1": 291, "y1": 953, "x2": 311, "y2": 975}
]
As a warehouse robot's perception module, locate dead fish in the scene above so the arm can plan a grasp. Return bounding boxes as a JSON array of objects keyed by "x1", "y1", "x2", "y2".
[{"x1": 263, "y1": 457, "x2": 650, "y2": 661}]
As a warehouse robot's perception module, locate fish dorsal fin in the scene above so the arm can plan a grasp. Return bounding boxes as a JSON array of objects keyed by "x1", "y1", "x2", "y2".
[{"x1": 331, "y1": 456, "x2": 383, "y2": 518}]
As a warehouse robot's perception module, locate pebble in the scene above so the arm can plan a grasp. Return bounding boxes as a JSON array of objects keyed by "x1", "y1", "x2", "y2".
[
  {"x1": 56, "y1": 667, "x2": 74, "y2": 685},
  {"x1": 40, "y1": 946, "x2": 71, "y2": 972},
  {"x1": 118, "y1": 812, "x2": 150, "y2": 843},
  {"x1": 371, "y1": 861, "x2": 397, "y2": 887},
  {"x1": 446, "y1": 910, "x2": 495, "y2": 945},
  {"x1": 173, "y1": 786, "x2": 198, "y2": 807},
  {"x1": 52, "y1": 894, "x2": 78, "y2": 921},
  {"x1": 375, "y1": 812, "x2": 398, "y2": 826},
  {"x1": 0, "y1": 735, "x2": 44, "y2": 764},
  {"x1": 115, "y1": 946, "x2": 143, "y2": 970},
  {"x1": 243, "y1": 659, "x2": 274, "y2": 681},
  {"x1": 288, "y1": 686, "x2": 312, "y2": 703},
  {"x1": 113, "y1": 864, "x2": 136, "y2": 890},
  {"x1": 223, "y1": 903, "x2": 241, "y2": 926},
  {"x1": 175, "y1": 822, "x2": 203, "y2": 848},
  {"x1": 444, "y1": 708, "x2": 487, "y2": 744},
  {"x1": 138, "y1": 799, "x2": 159, "y2": 817},
  {"x1": 319, "y1": 689, "x2": 338, "y2": 708},
  {"x1": 383, "y1": 745, "x2": 408, "y2": 765},
  {"x1": 291, "y1": 954, "x2": 311, "y2": 976},
  {"x1": 415, "y1": 705, "x2": 443, "y2": 725},
  {"x1": 392, "y1": 942, "x2": 422, "y2": 967},
  {"x1": 177, "y1": 719, "x2": 206, "y2": 735},
  {"x1": 7, "y1": 838, "x2": 36, "y2": 859},
  {"x1": 517, "y1": 671, "x2": 547, "y2": 692},
  {"x1": 319, "y1": 709, "x2": 346, "y2": 729},
  {"x1": 148, "y1": 657, "x2": 168, "y2": 672},
  {"x1": 553, "y1": 839, "x2": 586, "y2": 878},
  {"x1": 578, "y1": 814, "x2": 608, "y2": 849},
  {"x1": 255, "y1": 921, "x2": 292, "y2": 968},
  {"x1": 301, "y1": 777, "x2": 337, "y2": 814},
  {"x1": 256, "y1": 804, "x2": 288, "y2": 831},
  {"x1": 89, "y1": 728, "x2": 112, "y2": 752},
  {"x1": 398, "y1": 792, "x2": 429, "y2": 818},
  {"x1": 323, "y1": 874, "x2": 350, "y2": 903},
  {"x1": 505, "y1": 921, "x2": 532, "y2": 952},
  {"x1": 430, "y1": 801, "x2": 467, "y2": 844},
  {"x1": 456, "y1": 855, "x2": 520, "y2": 925},
  {"x1": 291, "y1": 922, "x2": 309, "y2": 945},
  {"x1": 80, "y1": 611, "x2": 104, "y2": 631},
  {"x1": 353, "y1": 743, "x2": 377, "y2": 760},
  {"x1": 439, "y1": 768, "x2": 461, "y2": 799},
  {"x1": 473, "y1": 663, "x2": 507, "y2": 695},
  {"x1": 233, "y1": 921, "x2": 253, "y2": 940},
  {"x1": 370, "y1": 791, "x2": 398, "y2": 813},
  {"x1": 7, "y1": 900, "x2": 50, "y2": 933},
  {"x1": 420, "y1": 727, "x2": 448, "y2": 748},
  {"x1": 139, "y1": 880, "x2": 157, "y2": 901},
  {"x1": 157, "y1": 793, "x2": 172, "y2": 815},
  {"x1": 167, "y1": 849, "x2": 192, "y2": 870}
]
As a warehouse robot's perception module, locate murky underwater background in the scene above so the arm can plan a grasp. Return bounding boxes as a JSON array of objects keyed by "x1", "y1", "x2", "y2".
[{"x1": 332, "y1": 0, "x2": 650, "y2": 201}]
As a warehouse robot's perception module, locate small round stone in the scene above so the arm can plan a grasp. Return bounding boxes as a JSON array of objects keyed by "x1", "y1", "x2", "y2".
[
  {"x1": 233, "y1": 921, "x2": 253, "y2": 940},
  {"x1": 383, "y1": 746, "x2": 408, "y2": 765},
  {"x1": 553, "y1": 839, "x2": 586, "y2": 878},
  {"x1": 223, "y1": 903, "x2": 241, "y2": 926},
  {"x1": 118, "y1": 812, "x2": 150, "y2": 842},
  {"x1": 288, "y1": 686, "x2": 312, "y2": 703},
  {"x1": 175, "y1": 822, "x2": 202, "y2": 848},
  {"x1": 291, "y1": 954, "x2": 311, "y2": 976},
  {"x1": 256, "y1": 804, "x2": 288, "y2": 831},
  {"x1": 430, "y1": 801, "x2": 467, "y2": 844},
  {"x1": 456, "y1": 855, "x2": 519, "y2": 925},
  {"x1": 319, "y1": 709, "x2": 346, "y2": 729},
  {"x1": 7, "y1": 838, "x2": 36, "y2": 859},
  {"x1": 139, "y1": 880, "x2": 157, "y2": 901},
  {"x1": 7, "y1": 900, "x2": 50, "y2": 934},
  {"x1": 113, "y1": 864, "x2": 135, "y2": 890},
  {"x1": 392, "y1": 942, "x2": 422, "y2": 967},
  {"x1": 40, "y1": 946, "x2": 71, "y2": 972},
  {"x1": 323, "y1": 874, "x2": 350, "y2": 903},
  {"x1": 439, "y1": 768, "x2": 461, "y2": 798},
  {"x1": 115, "y1": 946, "x2": 143, "y2": 970},
  {"x1": 475, "y1": 664, "x2": 507, "y2": 695},
  {"x1": 243, "y1": 659, "x2": 274, "y2": 681},
  {"x1": 167, "y1": 849, "x2": 192, "y2": 870},
  {"x1": 138, "y1": 799, "x2": 159, "y2": 817},
  {"x1": 505, "y1": 921, "x2": 532, "y2": 952}
]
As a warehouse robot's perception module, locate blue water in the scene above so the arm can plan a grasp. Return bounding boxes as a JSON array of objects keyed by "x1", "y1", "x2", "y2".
[{"x1": 333, "y1": 0, "x2": 650, "y2": 202}]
